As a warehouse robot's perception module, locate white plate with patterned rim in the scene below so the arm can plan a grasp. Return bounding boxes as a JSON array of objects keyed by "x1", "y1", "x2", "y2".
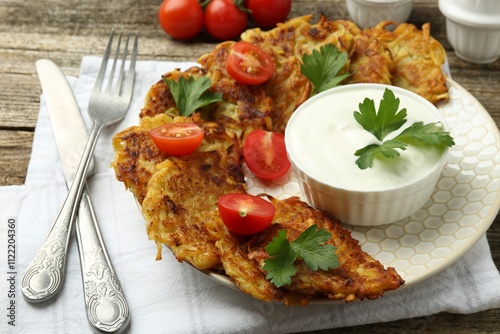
[{"x1": 199, "y1": 78, "x2": 500, "y2": 300}]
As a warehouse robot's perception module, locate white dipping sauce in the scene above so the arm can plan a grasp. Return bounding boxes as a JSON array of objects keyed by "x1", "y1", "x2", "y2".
[{"x1": 285, "y1": 84, "x2": 447, "y2": 192}]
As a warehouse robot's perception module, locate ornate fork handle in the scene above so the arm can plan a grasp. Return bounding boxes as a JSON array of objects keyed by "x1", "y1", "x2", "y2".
[
  {"x1": 22, "y1": 178, "x2": 83, "y2": 302},
  {"x1": 21, "y1": 202, "x2": 72, "y2": 302},
  {"x1": 76, "y1": 189, "x2": 130, "y2": 333}
]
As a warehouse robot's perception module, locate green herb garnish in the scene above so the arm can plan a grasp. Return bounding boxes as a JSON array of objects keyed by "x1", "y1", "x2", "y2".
[
  {"x1": 164, "y1": 76, "x2": 222, "y2": 117},
  {"x1": 263, "y1": 225, "x2": 339, "y2": 288},
  {"x1": 300, "y1": 44, "x2": 352, "y2": 96},
  {"x1": 354, "y1": 88, "x2": 455, "y2": 169}
]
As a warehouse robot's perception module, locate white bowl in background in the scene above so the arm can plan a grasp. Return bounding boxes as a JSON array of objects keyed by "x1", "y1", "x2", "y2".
[
  {"x1": 285, "y1": 84, "x2": 450, "y2": 226},
  {"x1": 439, "y1": 0, "x2": 500, "y2": 64},
  {"x1": 346, "y1": 0, "x2": 414, "y2": 28}
]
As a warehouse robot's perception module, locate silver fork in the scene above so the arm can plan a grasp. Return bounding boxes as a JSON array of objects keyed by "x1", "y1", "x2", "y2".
[
  {"x1": 74, "y1": 32, "x2": 136, "y2": 334},
  {"x1": 23, "y1": 30, "x2": 137, "y2": 331}
]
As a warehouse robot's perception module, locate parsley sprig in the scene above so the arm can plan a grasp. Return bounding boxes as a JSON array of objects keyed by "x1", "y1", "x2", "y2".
[
  {"x1": 301, "y1": 44, "x2": 352, "y2": 96},
  {"x1": 263, "y1": 225, "x2": 339, "y2": 288},
  {"x1": 164, "y1": 76, "x2": 222, "y2": 117},
  {"x1": 354, "y1": 88, "x2": 455, "y2": 169}
]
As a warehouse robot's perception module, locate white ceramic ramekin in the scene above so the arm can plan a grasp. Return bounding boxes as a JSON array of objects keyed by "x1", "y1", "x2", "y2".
[
  {"x1": 346, "y1": 0, "x2": 414, "y2": 28},
  {"x1": 285, "y1": 84, "x2": 450, "y2": 226},
  {"x1": 439, "y1": 0, "x2": 500, "y2": 64}
]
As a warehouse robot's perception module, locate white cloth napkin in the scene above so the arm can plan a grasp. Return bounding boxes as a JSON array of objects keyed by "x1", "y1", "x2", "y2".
[{"x1": 1, "y1": 57, "x2": 500, "y2": 334}]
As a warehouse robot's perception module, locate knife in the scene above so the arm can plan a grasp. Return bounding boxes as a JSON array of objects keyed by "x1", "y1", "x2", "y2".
[{"x1": 22, "y1": 59, "x2": 130, "y2": 333}]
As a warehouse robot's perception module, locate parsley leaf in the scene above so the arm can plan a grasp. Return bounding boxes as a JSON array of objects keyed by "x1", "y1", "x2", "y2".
[
  {"x1": 354, "y1": 140, "x2": 408, "y2": 170},
  {"x1": 300, "y1": 44, "x2": 352, "y2": 96},
  {"x1": 353, "y1": 89, "x2": 455, "y2": 170},
  {"x1": 164, "y1": 76, "x2": 222, "y2": 117},
  {"x1": 262, "y1": 230, "x2": 297, "y2": 287},
  {"x1": 263, "y1": 225, "x2": 339, "y2": 288},
  {"x1": 397, "y1": 122, "x2": 456, "y2": 147},
  {"x1": 353, "y1": 88, "x2": 407, "y2": 141},
  {"x1": 292, "y1": 225, "x2": 339, "y2": 271}
]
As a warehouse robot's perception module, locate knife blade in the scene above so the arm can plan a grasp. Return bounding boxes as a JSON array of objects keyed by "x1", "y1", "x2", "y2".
[{"x1": 22, "y1": 59, "x2": 130, "y2": 333}]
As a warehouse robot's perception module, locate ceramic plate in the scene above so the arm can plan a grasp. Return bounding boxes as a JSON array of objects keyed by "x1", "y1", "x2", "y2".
[{"x1": 201, "y1": 78, "x2": 500, "y2": 298}]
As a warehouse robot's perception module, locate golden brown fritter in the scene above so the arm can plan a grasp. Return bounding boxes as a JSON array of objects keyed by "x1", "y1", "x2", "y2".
[
  {"x1": 198, "y1": 41, "x2": 275, "y2": 139},
  {"x1": 294, "y1": 17, "x2": 360, "y2": 56},
  {"x1": 216, "y1": 233, "x2": 284, "y2": 302},
  {"x1": 240, "y1": 16, "x2": 314, "y2": 133},
  {"x1": 363, "y1": 21, "x2": 449, "y2": 104},
  {"x1": 240, "y1": 15, "x2": 360, "y2": 133},
  {"x1": 140, "y1": 44, "x2": 274, "y2": 140},
  {"x1": 241, "y1": 15, "x2": 359, "y2": 60},
  {"x1": 197, "y1": 41, "x2": 235, "y2": 79},
  {"x1": 243, "y1": 196, "x2": 403, "y2": 304},
  {"x1": 111, "y1": 113, "x2": 240, "y2": 204},
  {"x1": 346, "y1": 34, "x2": 395, "y2": 85},
  {"x1": 141, "y1": 149, "x2": 245, "y2": 270},
  {"x1": 111, "y1": 114, "x2": 171, "y2": 204}
]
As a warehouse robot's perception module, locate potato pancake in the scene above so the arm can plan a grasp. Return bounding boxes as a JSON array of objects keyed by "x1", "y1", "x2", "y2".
[
  {"x1": 363, "y1": 21, "x2": 449, "y2": 104},
  {"x1": 346, "y1": 34, "x2": 395, "y2": 85},
  {"x1": 244, "y1": 196, "x2": 403, "y2": 304},
  {"x1": 111, "y1": 113, "x2": 240, "y2": 204},
  {"x1": 140, "y1": 61, "x2": 273, "y2": 140},
  {"x1": 241, "y1": 15, "x2": 359, "y2": 133},
  {"x1": 142, "y1": 150, "x2": 245, "y2": 270}
]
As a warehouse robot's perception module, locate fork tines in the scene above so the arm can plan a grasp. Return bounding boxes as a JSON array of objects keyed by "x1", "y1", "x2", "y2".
[{"x1": 93, "y1": 29, "x2": 138, "y2": 97}]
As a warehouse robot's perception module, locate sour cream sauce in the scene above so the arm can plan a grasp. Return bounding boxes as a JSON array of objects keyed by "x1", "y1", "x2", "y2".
[{"x1": 285, "y1": 85, "x2": 447, "y2": 192}]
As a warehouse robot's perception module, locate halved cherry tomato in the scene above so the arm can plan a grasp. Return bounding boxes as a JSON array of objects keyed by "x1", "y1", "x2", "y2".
[
  {"x1": 218, "y1": 193, "x2": 276, "y2": 235},
  {"x1": 150, "y1": 123, "x2": 204, "y2": 156},
  {"x1": 226, "y1": 41, "x2": 275, "y2": 85},
  {"x1": 243, "y1": 130, "x2": 291, "y2": 180},
  {"x1": 158, "y1": 0, "x2": 204, "y2": 40}
]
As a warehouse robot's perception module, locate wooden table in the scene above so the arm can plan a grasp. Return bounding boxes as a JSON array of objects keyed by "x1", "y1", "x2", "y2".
[{"x1": 1, "y1": 0, "x2": 498, "y2": 332}]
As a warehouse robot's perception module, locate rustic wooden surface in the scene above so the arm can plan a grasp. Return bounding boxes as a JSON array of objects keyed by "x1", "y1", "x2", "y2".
[{"x1": 1, "y1": 0, "x2": 498, "y2": 332}]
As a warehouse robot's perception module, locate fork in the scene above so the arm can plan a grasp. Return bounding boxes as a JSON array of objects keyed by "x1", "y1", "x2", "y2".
[
  {"x1": 23, "y1": 30, "x2": 137, "y2": 331},
  {"x1": 59, "y1": 30, "x2": 137, "y2": 332}
]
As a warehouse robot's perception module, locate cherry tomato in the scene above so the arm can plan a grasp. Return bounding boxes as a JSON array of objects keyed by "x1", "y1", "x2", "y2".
[
  {"x1": 226, "y1": 41, "x2": 275, "y2": 85},
  {"x1": 218, "y1": 193, "x2": 276, "y2": 235},
  {"x1": 158, "y1": 0, "x2": 204, "y2": 39},
  {"x1": 248, "y1": 0, "x2": 291, "y2": 29},
  {"x1": 205, "y1": 0, "x2": 248, "y2": 41},
  {"x1": 243, "y1": 130, "x2": 291, "y2": 180},
  {"x1": 150, "y1": 123, "x2": 204, "y2": 156}
]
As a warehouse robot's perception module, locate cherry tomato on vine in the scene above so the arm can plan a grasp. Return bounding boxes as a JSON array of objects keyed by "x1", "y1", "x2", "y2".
[
  {"x1": 158, "y1": 0, "x2": 204, "y2": 39},
  {"x1": 248, "y1": 0, "x2": 292, "y2": 29},
  {"x1": 205, "y1": 0, "x2": 248, "y2": 41},
  {"x1": 150, "y1": 123, "x2": 204, "y2": 156},
  {"x1": 243, "y1": 130, "x2": 291, "y2": 180},
  {"x1": 226, "y1": 41, "x2": 274, "y2": 85},
  {"x1": 218, "y1": 193, "x2": 276, "y2": 235}
]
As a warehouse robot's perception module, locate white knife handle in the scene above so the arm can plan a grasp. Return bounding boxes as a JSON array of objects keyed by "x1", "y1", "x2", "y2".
[{"x1": 75, "y1": 189, "x2": 130, "y2": 333}]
